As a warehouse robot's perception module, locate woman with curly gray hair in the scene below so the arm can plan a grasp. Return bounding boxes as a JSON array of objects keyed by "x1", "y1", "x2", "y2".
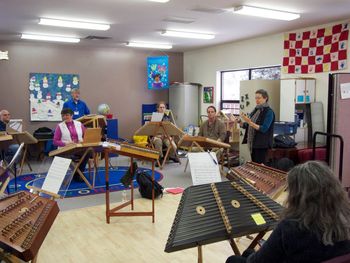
[{"x1": 226, "y1": 161, "x2": 350, "y2": 263}]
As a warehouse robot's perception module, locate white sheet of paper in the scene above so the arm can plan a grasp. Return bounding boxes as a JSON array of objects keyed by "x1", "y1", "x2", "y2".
[
  {"x1": 340, "y1": 83, "x2": 350, "y2": 99},
  {"x1": 188, "y1": 152, "x2": 222, "y2": 186},
  {"x1": 42, "y1": 156, "x2": 71, "y2": 194},
  {"x1": 8, "y1": 119, "x2": 23, "y2": 132},
  {"x1": 151, "y1": 112, "x2": 164, "y2": 122}
]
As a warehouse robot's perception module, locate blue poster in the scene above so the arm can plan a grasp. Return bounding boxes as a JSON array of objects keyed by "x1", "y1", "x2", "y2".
[
  {"x1": 29, "y1": 73, "x2": 79, "y2": 121},
  {"x1": 147, "y1": 56, "x2": 169, "y2": 89}
]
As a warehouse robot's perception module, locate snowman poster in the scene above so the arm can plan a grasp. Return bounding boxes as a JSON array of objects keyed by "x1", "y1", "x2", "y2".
[
  {"x1": 147, "y1": 56, "x2": 169, "y2": 90},
  {"x1": 29, "y1": 73, "x2": 80, "y2": 121}
]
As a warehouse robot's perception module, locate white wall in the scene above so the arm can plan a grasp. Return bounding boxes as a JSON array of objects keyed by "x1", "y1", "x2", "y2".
[{"x1": 184, "y1": 19, "x2": 350, "y2": 125}]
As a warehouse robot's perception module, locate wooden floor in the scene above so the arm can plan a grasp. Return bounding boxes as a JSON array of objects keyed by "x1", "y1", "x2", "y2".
[{"x1": 34, "y1": 193, "x2": 256, "y2": 263}]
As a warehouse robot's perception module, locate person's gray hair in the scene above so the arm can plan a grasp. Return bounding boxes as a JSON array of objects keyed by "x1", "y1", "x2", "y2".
[
  {"x1": 255, "y1": 89, "x2": 269, "y2": 102},
  {"x1": 71, "y1": 88, "x2": 80, "y2": 93},
  {"x1": 0, "y1": 109, "x2": 8, "y2": 117},
  {"x1": 157, "y1": 101, "x2": 167, "y2": 109},
  {"x1": 284, "y1": 161, "x2": 350, "y2": 245}
]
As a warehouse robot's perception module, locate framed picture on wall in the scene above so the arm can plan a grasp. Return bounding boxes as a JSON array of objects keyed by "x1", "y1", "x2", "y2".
[
  {"x1": 203, "y1": 87, "x2": 214, "y2": 103},
  {"x1": 147, "y1": 56, "x2": 169, "y2": 90}
]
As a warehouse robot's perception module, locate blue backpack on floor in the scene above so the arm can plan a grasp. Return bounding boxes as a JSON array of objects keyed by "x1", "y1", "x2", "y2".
[{"x1": 136, "y1": 170, "x2": 163, "y2": 199}]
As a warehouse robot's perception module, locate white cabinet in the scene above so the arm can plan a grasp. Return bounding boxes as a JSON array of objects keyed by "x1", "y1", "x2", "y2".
[
  {"x1": 292, "y1": 79, "x2": 316, "y2": 103},
  {"x1": 280, "y1": 78, "x2": 316, "y2": 122}
]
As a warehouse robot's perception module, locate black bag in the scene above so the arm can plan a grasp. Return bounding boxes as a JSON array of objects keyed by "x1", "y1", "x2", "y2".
[
  {"x1": 121, "y1": 162, "x2": 138, "y2": 187},
  {"x1": 274, "y1": 135, "x2": 297, "y2": 148},
  {"x1": 136, "y1": 170, "x2": 163, "y2": 199},
  {"x1": 33, "y1": 127, "x2": 54, "y2": 139}
]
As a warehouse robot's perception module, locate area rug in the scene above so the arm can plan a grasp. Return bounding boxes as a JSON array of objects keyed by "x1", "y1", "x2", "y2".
[{"x1": 8, "y1": 167, "x2": 163, "y2": 198}]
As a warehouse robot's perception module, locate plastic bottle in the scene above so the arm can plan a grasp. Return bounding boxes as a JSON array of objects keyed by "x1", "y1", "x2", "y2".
[{"x1": 122, "y1": 190, "x2": 127, "y2": 202}]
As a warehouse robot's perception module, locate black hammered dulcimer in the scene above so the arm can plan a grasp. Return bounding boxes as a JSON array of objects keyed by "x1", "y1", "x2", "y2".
[{"x1": 165, "y1": 180, "x2": 283, "y2": 255}]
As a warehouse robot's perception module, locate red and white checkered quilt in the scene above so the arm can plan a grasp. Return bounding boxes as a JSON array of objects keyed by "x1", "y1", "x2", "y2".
[{"x1": 283, "y1": 23, "x2": 349, "y2": 74}]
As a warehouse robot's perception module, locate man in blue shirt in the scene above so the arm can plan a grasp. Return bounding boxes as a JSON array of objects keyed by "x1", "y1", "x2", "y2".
[{"x1": 63, "y1": 88, "x2": 90, "y2": 120}]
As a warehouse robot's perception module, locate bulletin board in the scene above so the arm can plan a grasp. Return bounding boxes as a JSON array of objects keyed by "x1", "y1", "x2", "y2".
[{"x1": 29, "y1": 73, "x2": 79, "y2": 121}]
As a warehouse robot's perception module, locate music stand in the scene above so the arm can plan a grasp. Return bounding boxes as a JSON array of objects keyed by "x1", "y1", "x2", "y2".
[
  {"x1": 178, "y1": 135, "x2": 230, "y2": 172},
  {"x1": 49, "y1": 142, "x2": 104, "y2": 189},
  {"x1": 7, "y1": 131, "x2": 38, "y2": 175},
  {"x1": 76, "y1": 114, "x2": 106, "y2": 128},
  {"x1": 28, "y1": 156, "x2": 72, "y2": 200},
  {"x1": 134, "y1": 121, "x2": 184, "y2": 169},
  {"x1": 2, "y1": 143, "x2": 24, "y2": 193}
]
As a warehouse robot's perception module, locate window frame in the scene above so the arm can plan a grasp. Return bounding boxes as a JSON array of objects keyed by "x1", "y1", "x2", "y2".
[{"x1": 220, "y1": 65, "x2": 281, "y2": 114}]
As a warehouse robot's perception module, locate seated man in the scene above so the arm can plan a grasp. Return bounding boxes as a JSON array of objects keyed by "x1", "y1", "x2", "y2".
[
  {"x1": 199, "y1": 106, "x2": 226, "y2": 141},
  {"x1": 53, "y1": 108, "x2": 89, "y2": 181},
  {"x1": 152, "y1": 101, "x2": 179, "y2": 165},
  {"x1": 0, "y1": 109, "x2": 20, "y2": 163},
  {"x1": 198, "y1": 106, "x2": 227, "y2": 159}
]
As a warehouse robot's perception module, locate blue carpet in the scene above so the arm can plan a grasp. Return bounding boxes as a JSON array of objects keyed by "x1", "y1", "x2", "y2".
[{"x1": 8, "y1": 167, "x2": 163, "y2": 198}]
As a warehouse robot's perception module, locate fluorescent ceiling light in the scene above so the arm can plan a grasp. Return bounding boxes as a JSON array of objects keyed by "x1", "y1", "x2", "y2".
[
  {"x1": 148, "y1": 0, "x2": 170, "y2": 2},
  {"x1": 0, "y1": 51, "x2": 9, "y2": 60},
  {"x1": 21, "y1": 34, "x2": 80, "y2": 43},
  {"x1": 39, "y1": 18, "x2": 110, "y2": 31},
  {"x1": 126, "y1": 42, "x2": 172, "y2": 49},
  {"x1": 233, "y1": 5, "x2": 300, "y2": 21},
  {"x1": 161, "y1": 30, "x2": 215, "y2": 39}
]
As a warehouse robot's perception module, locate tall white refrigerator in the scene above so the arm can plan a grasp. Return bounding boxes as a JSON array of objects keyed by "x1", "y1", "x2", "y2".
[{"x1": 169, "y1": 83, "x2": 201, "y2": 129}]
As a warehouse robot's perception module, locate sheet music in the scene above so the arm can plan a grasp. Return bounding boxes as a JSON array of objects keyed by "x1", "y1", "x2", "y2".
[
  {"x1": 188, "y1": 152, "x2": 222, "y2": 185},
  {"x1": 151, "y1": 112, "x2": 164, "y2": 122},
  {"x1": 8, "y1": 119, "x2": 23, "y2": 132},
  {"x1": 41, "y1": 156, "x2": 71, "y2": 194}
]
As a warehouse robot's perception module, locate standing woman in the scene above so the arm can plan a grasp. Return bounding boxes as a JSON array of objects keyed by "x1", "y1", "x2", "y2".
[
  {"x1": 226, "y1": 161, "x2": 350, "y2": 263},
  {"x1": 240, "y1": 89, "x2": 275, "y2": 164}
]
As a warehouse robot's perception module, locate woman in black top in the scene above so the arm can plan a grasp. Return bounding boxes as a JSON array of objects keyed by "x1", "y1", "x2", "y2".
[
  {"x1": 226, "y1": 161, "x2": 350, "y2": 263},
  {"x1": 240, "y1": 89, "x2": 275, "y2": 165}
]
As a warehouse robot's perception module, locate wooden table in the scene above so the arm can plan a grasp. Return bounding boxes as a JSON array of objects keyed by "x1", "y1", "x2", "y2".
[{"x1": 104, "y1": 143, "x2": 159, "y2": 224}]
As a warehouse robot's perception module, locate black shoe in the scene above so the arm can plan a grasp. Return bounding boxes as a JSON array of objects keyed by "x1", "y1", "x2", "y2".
[{"x1": 169, "y1": 157, "x2": 180, "y2": 163}]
